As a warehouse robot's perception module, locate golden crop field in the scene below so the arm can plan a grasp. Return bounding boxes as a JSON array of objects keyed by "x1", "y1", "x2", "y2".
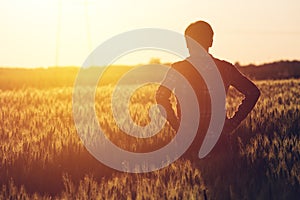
[{"x1": 0, "y1": 68, "x2": 299, "y2": 199}]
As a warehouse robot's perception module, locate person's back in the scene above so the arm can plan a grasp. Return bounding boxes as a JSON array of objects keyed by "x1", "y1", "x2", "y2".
[{"x1": 156, "y1": 21, "x2": 260, "y2": 160}]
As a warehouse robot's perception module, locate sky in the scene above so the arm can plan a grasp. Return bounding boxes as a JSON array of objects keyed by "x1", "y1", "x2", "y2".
[{"x1": 0, "y1": 0, "x2": 299, "y2": 68}]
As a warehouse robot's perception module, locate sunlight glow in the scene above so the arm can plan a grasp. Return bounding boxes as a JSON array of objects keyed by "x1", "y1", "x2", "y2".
[{"x1": 0, "y1": 0, "x2": 299, "y2": 67}]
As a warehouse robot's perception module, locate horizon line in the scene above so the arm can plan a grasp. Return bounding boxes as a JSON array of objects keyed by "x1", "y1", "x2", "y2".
[{"x1": 0, "y1": 59, "x2": 300, "y2": 69}]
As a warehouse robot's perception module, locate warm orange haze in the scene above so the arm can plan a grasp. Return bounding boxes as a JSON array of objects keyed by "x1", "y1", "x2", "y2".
[
  {"x1": 1, "y1": 0, "x2": 300, "y2": 199},
  {"x1": 0, "y1": 0, "x2": 299, "y2": 67}
]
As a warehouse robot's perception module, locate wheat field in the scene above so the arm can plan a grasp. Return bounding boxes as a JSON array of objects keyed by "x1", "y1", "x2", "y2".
[{"x1": 0, "y1": 68, "x2": 299, "y2": 199}]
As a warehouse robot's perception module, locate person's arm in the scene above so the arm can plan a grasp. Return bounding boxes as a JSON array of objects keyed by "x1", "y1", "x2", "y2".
[
  {"x1": 225, "y1": 66, "x2": 260, "y2": 132},
  {"x1": 155, "y1": 67, "x2": 181, "y2": 131},
  {"x1": 156, "y1": 85, "x2": 180, "y2": 131}
]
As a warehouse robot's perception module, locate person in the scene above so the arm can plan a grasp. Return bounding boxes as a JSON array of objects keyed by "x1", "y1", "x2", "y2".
[{"x1": 156, "y1": 20, "x2": 260, "y2": 160}]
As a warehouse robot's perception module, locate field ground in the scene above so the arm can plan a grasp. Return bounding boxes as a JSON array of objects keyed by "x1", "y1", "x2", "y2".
[{"x1": 0, "y1": 68, "x2": 299, "y2": 199}]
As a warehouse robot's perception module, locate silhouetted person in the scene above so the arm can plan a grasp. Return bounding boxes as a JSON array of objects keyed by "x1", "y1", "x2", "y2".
[{"x1": 156, "y1": 20, "x2": 260, "y2": 160}]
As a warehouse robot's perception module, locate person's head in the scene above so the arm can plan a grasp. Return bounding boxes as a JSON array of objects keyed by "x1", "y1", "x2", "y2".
[{"x1": 185, "y1": 21, "x2": 214, "y2": 53}]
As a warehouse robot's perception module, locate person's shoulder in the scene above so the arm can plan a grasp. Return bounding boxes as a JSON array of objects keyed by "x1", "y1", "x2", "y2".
[
  {"x1": 212, "y1": 56, "x2": 244, "y2": 86},
  {"x1": 212, "y1": 56, "x2": 240, "y2": 75},
  {"x1": 171, "y1": 60, "x2": 189, "y2": 68},
  {"x1": 213, "y1": 57, "x2": 235, "y2": 68}
]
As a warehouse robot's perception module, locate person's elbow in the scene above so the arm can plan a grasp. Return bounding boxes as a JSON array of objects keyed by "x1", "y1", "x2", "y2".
[
  {"x1": 253, "y1": 86, "x2": 261, "y2": 101},
  {"x1": 246, "y1": 86, "x2": 260, "y2": 103},
  {"x1": 155, "y1": 87, "x2": 164, "y2": 102}
]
